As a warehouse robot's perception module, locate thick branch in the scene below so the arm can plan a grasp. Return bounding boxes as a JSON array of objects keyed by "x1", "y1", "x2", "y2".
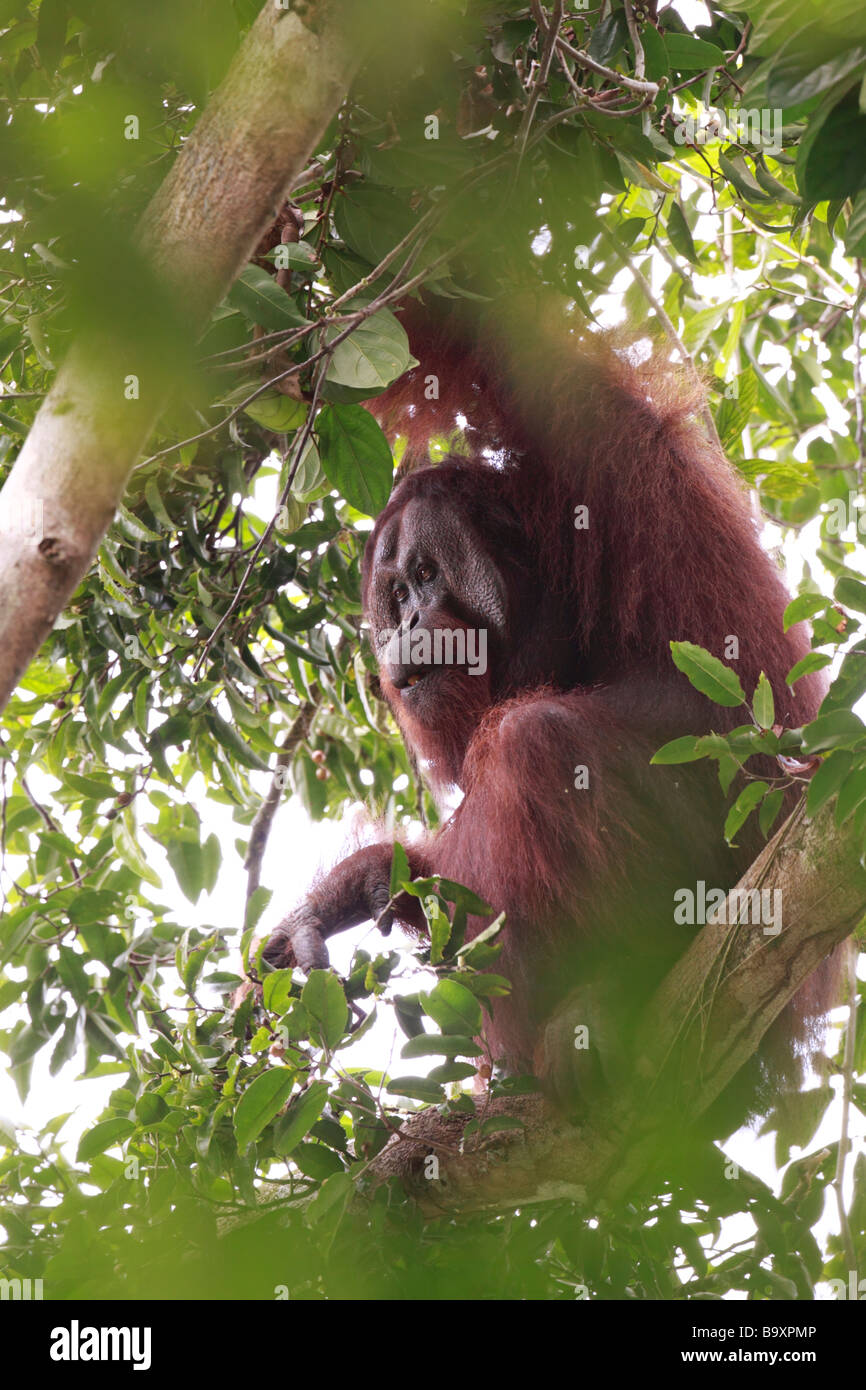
[
  {"x1": 0, "y1": 0, "x2": 376, "y2": 711},
  {"x1": 366, "y1": 799, "x2": 866, "y2": 1215}
]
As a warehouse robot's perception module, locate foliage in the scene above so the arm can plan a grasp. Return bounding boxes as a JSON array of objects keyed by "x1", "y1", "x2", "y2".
[{"x1": 0, "y1": 0, "x2": 865, "y2": 1300}]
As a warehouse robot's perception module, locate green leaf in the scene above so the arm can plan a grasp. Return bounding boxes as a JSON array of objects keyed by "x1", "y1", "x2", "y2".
[
  {"x1": 36, "y1": 0, "x2": 67, "y2": 72},
  {"x1": 76, "y1": 1118, "x2": 134, "y2": 1163},
  {"x1": 244, "y1": 393, "x2": 308, "y2": 432},
  {"x1": 807, "y1": 749, "x2": 853, "y2": 816},
  {"x1": 205, "y1": 711, "x2": 269, "y2": 771},
  {"x1": 334, "y1": 186, "x2": 414, "y2": 268},
  {"x1": 144, "y1": 477, "x2": 175, "y2": 529},
  {"x1": 226, "y1": 265, "x2": 310, "y2": 331},
  {"x1": 316, "y1": 405, "x2": 393, "y2": 517},
  {"x1": 273, "y1": 239, "x2": 319, "y2": 272},
  {"x1": 759, "y1": 788, "x2": 786, "y2": 838},
  {"x1": 667, "y1": 200, "x2": 698, "y2": 264},
  {"x1": 458, "y1": 914, "x2": 505, "y2": 964},
  {"x1": 115, "y1": 504, "x2": 161, "y2": 543},
  {"x1": 136, "y1": 1093, "x2": 168, "y2": 1125},
  {"x1": 201, "y1": 833, "x2": 220, "y2": 894},
  {"x1": 783, "y1": 593, "x2": 829, "y2": 630},
  {"x1": 753, "y1": 161, "x2": 801, "y2": 205},
  {"x1": 386, "y1": 1076, "x2": 448, "y2": 1102},
  {"x1": 767, "y1": 44, "x2": 866, "y2": 108},
  {"x1": 717, "y1": 752, "x2": 740, "y2": 796},
  {"x1": 845, "y1": 189, "x2": 866, "y2": 256},
  {"x1": 400, "y1": 1033, "x2": 482, "y2": 1059},
  {"x1": 234, "y1": 1068, "x2": 296, "y2": 1151},
  {"x1": 615, "y1": 153, "x2": 671, "y2": 194},
  {"x1": 756, "y1": 159, "x2": 800, "y2": 204},
  {"x1": 800, "y1": 94, "x2": 866, "y2": 202},
  {"x1": 262, "y1": 969, "x2": 294, "y2": 1016},
  {"x1": 787, "y1": 652, "x2": 832, "y2": 686},
  {"x1": 245, "y1": 885, "x2": 272, "y2": 934},
  {"x1": 836, "y1": 768, "x2": 866, "y2": 826},
  {"x1": 111, "y1": 816, "x2": 161, "y2": 888},
  {"x1": 325, "y1": 309, "x2": 414, "y2": 392},
  {"x1": 718, "y1": 152, "x2": 773, "y2": 203},
  {"x1": 821, "y1": 640, "x2": 866, "y2": 711},
  {"x1": 389, "y1": 842, "x2": 411, "y2": 899},
  {"x1": 651, "y1": 735, "x2": 706, "y2": 764},
  {"x1": 301, "y1": 970, "x2": 348, "y2": 1050},
  {"x1": 427, "y1": 1061, "x2": 479, "y2": 1083},
  {"x1": 724, "y1": 781, "x2": 769, "y2": 844},
  {"x1": 641, "y1": 23, "x2": 670, "y2": 83},
  {"x1": 681, "y1": 300, "x2": 733, "y2": 354},
  {"x1": 67, "y1": 890, "x2": 120, "y2": 927},
  {"x1": 62, "y1": 771, "x2": 116, "y2": 801},
  {"x1": 663, "y1": 33, "x2": 724, "y2": 70},
  {"x1": 422, "y1": 980, "x2": 483, "y2": 1036},
  {"x1": 431, "y1": 879, "x2": 492, "y2": 916},
  {"x1": 480, "y1": 1115, "x2": 525, "y2": 1137},
  {"x1": 307, "y1": 1170, "x2": 354, "y2": 1224},
  {"x1": 423, "y1": 894, "x2": 453, "y2": 965},
  {"x1": 588, "y1": 13, "x2": 627, "y2": 65},
  {"x1": 753, "y1": 672, "x2": 775, "y2": 730},
  {"x1": 670, "y1": 641, "x2": 745, "y2": 707},
  {"x1": 293, "y1": 1143, "x2": 345, "y2": 1181},
  {"x1": 715, "y1": 368, "x2": 758, "y2": 450},
  {"x1": 273, "y1": 1081, "x2": 330, "y2": 1155},
  {"x1": 166, "y1": 840, "x2": 204, "y2": 904},
  {"x1": 801, "y1": 710, "x2": 866, "y2": 755},
  {"x1": 289, "y1": 436, "x2": 327, "y2": 501},
  {"x1": 836, "y1": 575, "x2": 866, "y2": 613}
]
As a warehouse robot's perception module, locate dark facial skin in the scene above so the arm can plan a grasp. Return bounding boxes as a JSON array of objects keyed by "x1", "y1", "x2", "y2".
[{"x1": 366, "y1": 497, "x2": 507, "y2": 715}]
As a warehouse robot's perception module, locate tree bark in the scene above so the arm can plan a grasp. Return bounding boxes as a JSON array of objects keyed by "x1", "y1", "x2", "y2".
[
  {"x1": 365, "y1": 799, "x2": 866, "y2": 1215},
  {"x1": 0, "y1": 0, "x2": 373, "y2": 710}
]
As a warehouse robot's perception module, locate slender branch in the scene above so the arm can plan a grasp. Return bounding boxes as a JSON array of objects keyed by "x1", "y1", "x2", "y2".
[
  {"x1": 521, "y1": 1, "x2": 565, "y2": 157},
  {"x1": 622, "y1": 0, "x2": 649, "y2": 135},
  {"x1": 682, "y1": 166, "x2": 856, "y2": 300},
  {"x1": 558, "y1": 34, "x2": 660, "y2": 95},
  {"x1": 245, "y1": 705, "x2": 314, "y2": 905},
  {"x1": 190, "y1": 353, "x2": 330, "y2": 679}
]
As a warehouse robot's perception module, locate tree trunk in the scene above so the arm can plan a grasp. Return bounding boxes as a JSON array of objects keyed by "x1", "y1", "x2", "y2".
[{"x1": 0, "y1": 0, "x2": 372, "y2": 709}]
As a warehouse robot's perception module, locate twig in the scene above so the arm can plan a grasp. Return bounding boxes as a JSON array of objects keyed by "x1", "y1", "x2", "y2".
[
  {"x1": 244, "y1": 705, "x2": 314, "y2": 905},
  {"x1": 521, "y1": 2, "x2": 565, "y2": 158},
  {"x1": 622, "y1": 0, "x2": 649, "y2": 135},
  {"x1": 20, "y1": 771, "x2": 82, "y2": 887},
  {"x1": 558, "y1": 34, "x2": 660, "y2": 95},
  {"x1": 190, "y1": 354, "x2": 329, "y2": 679},
  {"x1": 682, "y1": 166, "x2": 856, "y2": 300}
]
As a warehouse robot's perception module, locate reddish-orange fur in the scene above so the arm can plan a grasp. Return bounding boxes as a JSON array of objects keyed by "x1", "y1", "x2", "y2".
[{"x1": 269, "y1": 298, "x2": 836, "y2": 1107}]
